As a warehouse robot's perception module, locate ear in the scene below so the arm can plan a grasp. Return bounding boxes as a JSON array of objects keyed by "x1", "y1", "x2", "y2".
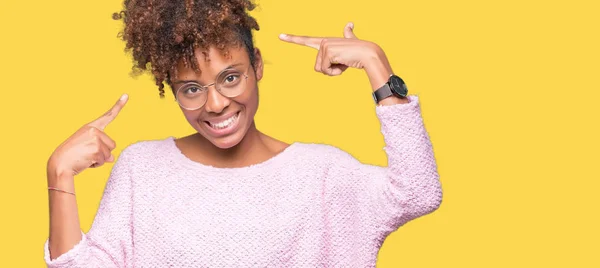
[{"x1": 253, "y1": 47, "x2": 264, "y2": 81}]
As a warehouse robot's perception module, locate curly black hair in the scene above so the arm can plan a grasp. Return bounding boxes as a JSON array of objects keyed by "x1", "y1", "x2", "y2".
[{"x1": 112, "y1": 0, "x2": 260, "y2": 98}]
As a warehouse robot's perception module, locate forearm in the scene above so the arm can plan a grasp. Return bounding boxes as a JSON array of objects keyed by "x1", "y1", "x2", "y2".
[
  {"x1": 47, "y1": 166, "x2": 83, "y2": 261},
  {"x1": 374, "y1": 96, "x2": 442, "y2": 229}
]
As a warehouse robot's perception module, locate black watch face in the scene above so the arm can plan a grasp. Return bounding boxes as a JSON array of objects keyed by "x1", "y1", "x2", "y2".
[{"x1": 390, "y1": 75, "x2": 408, "y2": 97}]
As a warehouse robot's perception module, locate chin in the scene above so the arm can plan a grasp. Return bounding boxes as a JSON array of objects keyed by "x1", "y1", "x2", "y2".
[
  {"x1": 194, "y1": 110, "x2": 250, "y2": 150},
  {"x1": 207, "y1": 133, "x2": 246, "y2": 149}
]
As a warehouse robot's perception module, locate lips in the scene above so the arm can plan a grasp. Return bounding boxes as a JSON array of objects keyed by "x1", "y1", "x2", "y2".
[
  {"x1": 204, "y1": 111, "x2": 239, "y2": 124},
  {"x1": 206, "y1": 111, "x2": 239, "y2": 129},
  {"x1": 202, "y1": 111, "x2": 241, "y2": 136}
]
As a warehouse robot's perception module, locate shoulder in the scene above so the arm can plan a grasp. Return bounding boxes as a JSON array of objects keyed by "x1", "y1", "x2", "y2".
[
  {"x1": 293, "y1": 142, "x2": 362, "y2": 167},
  {"x1": 106, "y1": 137, "x2": 178, "y2": 179},
  {"x1": 291, "y1": 143, "x2": 382, "y2": 187},
  {"x1": 117, "y1": 136, "x2": 175, "y2": 161}
]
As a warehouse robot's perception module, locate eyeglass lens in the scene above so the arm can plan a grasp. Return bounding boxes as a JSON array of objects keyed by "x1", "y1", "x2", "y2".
[{"x1": 176, "y1": 68, "x2": 247, "y2": 110}]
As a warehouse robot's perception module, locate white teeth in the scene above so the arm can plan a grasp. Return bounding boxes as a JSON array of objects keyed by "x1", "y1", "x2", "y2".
[{"x1": 209, "y1": 113, "x2": 238, "y2": 130}]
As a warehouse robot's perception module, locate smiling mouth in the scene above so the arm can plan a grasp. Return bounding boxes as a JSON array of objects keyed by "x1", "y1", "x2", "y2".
[{"x1": 205, "y1": 111, "x2": 240, "y2": 130}]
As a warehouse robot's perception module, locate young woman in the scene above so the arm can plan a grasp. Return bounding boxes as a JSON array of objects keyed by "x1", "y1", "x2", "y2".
[{"x1": 44, "y1": 0, "x2": 442, "y2": 267}]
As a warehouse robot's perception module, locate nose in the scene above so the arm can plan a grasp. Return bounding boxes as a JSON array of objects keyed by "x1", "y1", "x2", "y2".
[{"x1": 204, "y1": 86, "x2": 230, "y2": 114}]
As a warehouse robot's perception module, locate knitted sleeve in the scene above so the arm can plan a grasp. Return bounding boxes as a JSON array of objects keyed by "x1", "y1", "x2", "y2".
[
  {"x1": 368, "y1": 95, "x2": 443, "y2": 235},
  {"x1": 43, "y1": 145, "x2": 136, "y2": 268}
]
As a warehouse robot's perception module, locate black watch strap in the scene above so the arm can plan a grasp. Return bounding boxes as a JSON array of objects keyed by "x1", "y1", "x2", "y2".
[{"x1": 372, "y1": 83, "x2": 393, "y2": 104}]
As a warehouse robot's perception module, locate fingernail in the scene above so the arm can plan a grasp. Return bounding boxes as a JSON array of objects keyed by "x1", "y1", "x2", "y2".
[
  {"x1": 348, "y1": 22, "x2": 354, "y2": 29},
  {"x1": 279, "y1": 33, "x2": 287, "y2": 39},
  {"x1": 120, "y1": 93, "x2": 128, "y2": 101}
]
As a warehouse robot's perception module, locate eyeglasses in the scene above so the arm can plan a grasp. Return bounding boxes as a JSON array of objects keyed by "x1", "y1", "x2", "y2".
[{"x1": 174, "y1": 65, "x2": 250, "y2": 110}]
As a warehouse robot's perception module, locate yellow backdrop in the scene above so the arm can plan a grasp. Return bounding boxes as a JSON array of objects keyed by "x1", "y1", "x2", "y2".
[{"x1": 0, "y1": 0, "x2": 598, "y2": 267}]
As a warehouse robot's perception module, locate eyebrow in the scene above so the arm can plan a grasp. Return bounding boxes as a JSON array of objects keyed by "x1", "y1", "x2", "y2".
[{"x1": 171, "y1": 63, "x2": 245, "y2": 85}]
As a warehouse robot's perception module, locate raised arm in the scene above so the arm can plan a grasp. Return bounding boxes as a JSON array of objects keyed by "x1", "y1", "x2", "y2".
[
  {"x1": 280, "y1": 22, "x2": 442, "y2": 234},
  {"x1": 45, "y1": 94, "x2": 134, "y2": 267}
]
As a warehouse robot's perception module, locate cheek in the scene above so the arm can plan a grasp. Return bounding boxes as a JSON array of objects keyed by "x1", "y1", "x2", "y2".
[
  {"x1": 240, "y1": 85, "x2": 259, "y2": 116},
  {"x1": 182, "y1": 110, "x2": 202, "y2": 124},
  {"x1": 246, "y1": 88, "x2": 258, "y2": 115}
]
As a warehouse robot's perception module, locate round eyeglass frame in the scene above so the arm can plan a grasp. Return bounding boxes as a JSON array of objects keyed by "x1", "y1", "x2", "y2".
[{"x1": 174, "y1": 65, "x2": 251, "y2": 111}]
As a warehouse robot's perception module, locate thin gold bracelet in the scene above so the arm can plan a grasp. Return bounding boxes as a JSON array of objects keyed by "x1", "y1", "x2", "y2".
[{"x1": 48, "y1": 187, "x2": 76, "y2": 196}]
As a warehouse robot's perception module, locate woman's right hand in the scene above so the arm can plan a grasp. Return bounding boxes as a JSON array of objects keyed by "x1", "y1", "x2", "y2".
[{"x1": 47, "y1": 94, "x2": 129, "y2": 178}]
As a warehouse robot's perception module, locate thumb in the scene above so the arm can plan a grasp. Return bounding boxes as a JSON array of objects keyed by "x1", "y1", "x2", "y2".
[{"x1": 343, "y1": 22, "x2": 357, "y2": 39}]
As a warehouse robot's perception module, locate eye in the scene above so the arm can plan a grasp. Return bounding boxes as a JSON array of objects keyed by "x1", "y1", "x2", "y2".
[
  {"x1": 223, "y1": 74, "x2": 240, "y2": 84},
  {"x1": 183, "y1": 85, "x2": 205, "y2": 95}
]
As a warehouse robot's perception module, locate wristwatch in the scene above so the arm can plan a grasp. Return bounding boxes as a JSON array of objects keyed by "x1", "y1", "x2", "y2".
[{"x1": 372, "y1": 74, "x2": 408, "y2": 104}]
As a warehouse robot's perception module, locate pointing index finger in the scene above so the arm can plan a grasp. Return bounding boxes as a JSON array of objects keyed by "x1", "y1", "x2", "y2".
[
  {"x1": 89, "y1": 94, "x2": 129, "y2": 130},
  {"x1": 279, "y1": 34, "x2": 322, "y2": 50}
]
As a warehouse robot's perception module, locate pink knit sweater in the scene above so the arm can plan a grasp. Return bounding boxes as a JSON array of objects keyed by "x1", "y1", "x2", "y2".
[{"x1": 43, "y1": 95, "x2": 442, "y2": 267}]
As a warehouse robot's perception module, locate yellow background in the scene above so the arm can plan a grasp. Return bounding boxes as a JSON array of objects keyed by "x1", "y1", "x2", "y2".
[{"x1": 1, "y1": 0, "x2": 598, "y2": 267}]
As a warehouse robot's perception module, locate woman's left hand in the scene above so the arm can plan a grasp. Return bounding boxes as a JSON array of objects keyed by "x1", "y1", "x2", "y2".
[
  {"x1": 279, "y1": 22, "x2": 388, "y2": 77},
  {"x1": 279, "y1": 22, "x2": 408, "y2": 105}
]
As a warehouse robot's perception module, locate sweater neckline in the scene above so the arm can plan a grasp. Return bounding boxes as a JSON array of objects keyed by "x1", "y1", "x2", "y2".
[{"x1": 165, "y1": 136, "x2": 300, "y2": 174}]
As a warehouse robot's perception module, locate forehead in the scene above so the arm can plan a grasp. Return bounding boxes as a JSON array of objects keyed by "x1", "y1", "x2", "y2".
[{"x1": 175, "y1": 45, "x2": 248, "y2": 77}]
